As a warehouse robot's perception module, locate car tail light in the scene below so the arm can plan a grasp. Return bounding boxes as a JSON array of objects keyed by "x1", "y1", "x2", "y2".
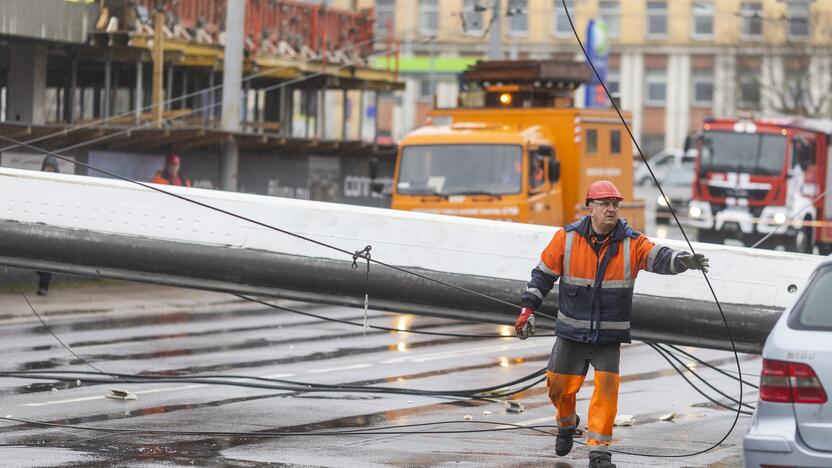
[{"x1": 760, "y1": 359, "x2": 828, "y2": 404}]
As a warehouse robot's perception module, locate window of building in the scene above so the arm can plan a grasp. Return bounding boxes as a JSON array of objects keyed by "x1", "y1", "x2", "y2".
[
  {"x1": 645, "y1": 69, "x2": 666, "y2": 106},
  {"x1": 599, "y1": 1, "x2": 619, "y2": 39},
  {"x1": 610, "y1": 129, "x2": 622, "y2": 155},
  {"x1": 418, "y1": 79, "x2": 432, "y2": 100},
  {"x1": 508, "y1": 0, "x2": 528, "y2": 37},
  {"x1": 419, "y1": 0, "x2": 439, "y2": 36},
  {"x1": 691, "y1": 1, "x2": 714, "y2": 39},
  {"x1": 788, "y1": 1, "x2": 810, "y2": 40},
  {"x1": 553, "y1": 0, "x2": 575, "y2": 38},
  {"x1": 586, "y1": 129, "x2": 598, "y2": 155},
  {"x1": 691, "y1": 68, "x2": 714, "y2": 107},
  {"x1": 740, "y1": 2, "x2": 763, "y2": 39},
  {"x1": 646, "y1": 1, "x2": 667, "y2": 39},
  {"x1": 462, "y1": 0, "x2": 485, "y2": 35},
  {"x1": 375, "y1": 0, "x2": 396, "y2": 38}
]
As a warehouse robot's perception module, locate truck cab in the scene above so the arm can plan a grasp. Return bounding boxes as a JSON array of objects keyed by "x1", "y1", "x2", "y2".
[
  {"x1": 688, "y1": 116, "x2": 832, "y2": 253},
  {"x1": 389, "y1": 59, "x2": 643, "y2": 229},
  {"x1": 393, "y1": 123, "x2": 562, "y2": 224}
]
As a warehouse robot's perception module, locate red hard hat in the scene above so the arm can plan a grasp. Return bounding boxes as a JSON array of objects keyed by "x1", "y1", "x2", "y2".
[
  {"x1": 166, "y1": 152, "x2": 181, "y2": 165},
  {"x1": 586, "y1": 180, "x2": 623, "y2": 206}
]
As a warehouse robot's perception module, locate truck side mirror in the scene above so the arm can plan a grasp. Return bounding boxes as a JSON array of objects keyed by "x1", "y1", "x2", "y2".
[
  {"x1": 684, "y1": 132, "x2": 702, "y2": 153},
  {"x1": 548, "y1": 159, "x2": 560, "y2": 183}
]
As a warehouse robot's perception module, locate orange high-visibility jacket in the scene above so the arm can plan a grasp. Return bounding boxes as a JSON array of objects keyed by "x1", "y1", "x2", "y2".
[
  {"x1": 151, "y1": 171, "x2": 192, "y2": 187},
  {"x1": 521, "y1": 216, "x2": 687, "y2": 345}
]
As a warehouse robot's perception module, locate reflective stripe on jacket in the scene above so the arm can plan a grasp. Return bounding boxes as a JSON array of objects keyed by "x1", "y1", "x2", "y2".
[{"x1": 521, "y1": 216, "x2": 687, "y2": 345}]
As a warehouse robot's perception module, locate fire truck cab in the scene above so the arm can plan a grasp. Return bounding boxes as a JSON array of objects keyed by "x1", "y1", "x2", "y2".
[{"x1": 687, "y1": 116, "x2": 832, "y2": 253}]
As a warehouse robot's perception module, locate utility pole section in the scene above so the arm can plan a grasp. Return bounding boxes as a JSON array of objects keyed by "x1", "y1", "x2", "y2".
[
  {"x1": 151, "y1": 11, "x2": 165, "y2": 127},
  {"x1": 487, "y1": 0, "x2": 502, "y2": 60},
  {"x1": 220, "y1": 0, "x2": 245, "y2": 191}
]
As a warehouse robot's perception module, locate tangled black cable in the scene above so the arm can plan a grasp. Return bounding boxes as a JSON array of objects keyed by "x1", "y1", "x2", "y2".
[
  {"x1": 0, "y1": 415, "x2": 557, "y2": 439},
  {"x1": 0, "y1": 368, "x2": 546, "y2": 400},
  {"x1": 236, "y1": 294, "x2": 556, "y2": 338},
  {"x1": 561, "y1": 0, "x2": 744, "y2": 458}
]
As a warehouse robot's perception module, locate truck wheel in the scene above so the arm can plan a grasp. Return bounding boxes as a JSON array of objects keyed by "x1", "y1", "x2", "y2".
[{"x1": 792, "y1": 223, "x2": 813, "y2": 254}]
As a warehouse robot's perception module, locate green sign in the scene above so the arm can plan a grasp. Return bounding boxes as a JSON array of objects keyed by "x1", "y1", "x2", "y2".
[{"x1": 371, "y1": 56, "x2": 480, "y2": 74}]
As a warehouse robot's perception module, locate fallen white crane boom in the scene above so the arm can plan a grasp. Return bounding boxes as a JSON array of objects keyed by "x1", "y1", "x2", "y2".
[{"x1": 0, "y1": 168, "x2": 822, "y2": 353}]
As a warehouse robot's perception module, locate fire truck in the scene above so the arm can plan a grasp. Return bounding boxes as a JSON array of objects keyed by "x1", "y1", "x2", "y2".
[{"x1": 687, "y1": 116, "x2": 832, "y2": 253}]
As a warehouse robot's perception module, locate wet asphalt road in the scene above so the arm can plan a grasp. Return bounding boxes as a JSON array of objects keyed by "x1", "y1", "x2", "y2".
[{"x1": 0, "y1": 284, "x2": 758, "y2": 467}]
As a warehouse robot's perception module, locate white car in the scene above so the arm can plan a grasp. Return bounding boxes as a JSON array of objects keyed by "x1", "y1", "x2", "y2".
[
  {"x1": 635, "y1": 148, "x2": 697, "y2": 186},
  {"x1": 743, "y1": 257, "x2": 832, "y2": 467}
]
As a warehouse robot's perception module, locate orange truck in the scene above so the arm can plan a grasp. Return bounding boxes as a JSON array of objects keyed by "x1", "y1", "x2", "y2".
[{"x1": 389, "y1": 60, "x2": 644, "y2": 229}]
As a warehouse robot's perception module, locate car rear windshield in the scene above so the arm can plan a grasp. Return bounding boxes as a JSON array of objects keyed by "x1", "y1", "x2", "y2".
[{"x1": 790, "y1": 266, "x2": 832, "y2": 331}]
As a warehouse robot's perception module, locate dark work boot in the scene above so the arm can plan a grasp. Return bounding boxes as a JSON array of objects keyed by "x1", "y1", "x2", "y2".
[
  {"x1": 555, "y1": 414, "x2": 580, "y2": 456},
  {"x1": 588, "y1": 450, "x2": 616, "y2": 468}
]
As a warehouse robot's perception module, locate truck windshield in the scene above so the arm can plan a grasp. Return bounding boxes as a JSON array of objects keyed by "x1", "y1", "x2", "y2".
[
  {"x1": 700, "y1": 131, "x2": 787, "y2": 176},
  {"x1": 397, "y1": 144, "x2": 523, "y2": 196}
]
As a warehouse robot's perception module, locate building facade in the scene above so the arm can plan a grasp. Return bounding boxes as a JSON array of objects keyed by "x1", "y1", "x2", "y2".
[{"x1": 333, "y1": 0, "x2": 832, "y2": 157}]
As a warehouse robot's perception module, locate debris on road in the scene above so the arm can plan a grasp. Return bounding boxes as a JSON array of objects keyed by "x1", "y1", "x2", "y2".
[
  {"x1": 659, "y1": 412, "x2": 676, "y2": 422},
  {"x1": 506, "y1": 400, "x2": 525, "y2": 414},
  {"x1": 106, "y1": 389, "x2": 137, "y2": 401}
]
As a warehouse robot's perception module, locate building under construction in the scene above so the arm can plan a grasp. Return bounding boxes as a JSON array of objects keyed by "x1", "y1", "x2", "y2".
[{"x1": 0, "y1": 0, "x2": 403, "y2": 206}]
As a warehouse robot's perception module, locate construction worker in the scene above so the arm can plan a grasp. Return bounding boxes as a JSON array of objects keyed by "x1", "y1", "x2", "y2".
[
  {"x1": 151, "y1": 152, "x2": 192, "y2": 187},
  {"x1": 514, "y1": 180, "x2": 708, "y2": 468}
]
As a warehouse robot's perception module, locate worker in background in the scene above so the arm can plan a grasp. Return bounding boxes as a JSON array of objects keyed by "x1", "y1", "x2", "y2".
[
  {"x1": 151, "y1": 152, "x2": 192, "y2": 187},
  {"x1": 514, "y1": 180, "x2": 709, "y2": 468},
  {"x1": 530, "y1": 157, "x2": 545, "y2": 189},
  {"x1": 35, "y1": 156, "x2": 61, "y2": 296}
]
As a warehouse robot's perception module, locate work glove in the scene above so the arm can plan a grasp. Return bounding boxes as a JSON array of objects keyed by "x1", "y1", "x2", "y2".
[
  {"x1": 679, "y1": 252, "x2": 709, "y2": 273},
  {"x1": 515, "y1": 307, "x2": 536, "y2": 340}
]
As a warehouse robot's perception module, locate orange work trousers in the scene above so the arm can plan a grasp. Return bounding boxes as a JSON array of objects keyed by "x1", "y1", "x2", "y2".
[{"x1": 546, "y1": 369, "x2": 621, "y2": 447}]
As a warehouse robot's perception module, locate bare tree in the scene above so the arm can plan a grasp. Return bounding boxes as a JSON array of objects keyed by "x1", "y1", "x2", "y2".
[{"x1": 730, "y1": 11, "x2": 832, "y2": 118}]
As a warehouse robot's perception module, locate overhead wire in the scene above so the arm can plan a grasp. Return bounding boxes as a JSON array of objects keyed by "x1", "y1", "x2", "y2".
[{"x1": 561, "y1": 0, "x2": 745, "y2": 458}]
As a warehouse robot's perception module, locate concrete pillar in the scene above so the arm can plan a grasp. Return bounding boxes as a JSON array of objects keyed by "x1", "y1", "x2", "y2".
[
  {"x1": 619, "y1": 53, "x2": 644, "y2": 152},
  {"x1": 135, "y1": 61, "x2": 144, "y2": 125},
  {"x1": 761, "y1": 55, "x2": 783, "y2": 114},
  {"x1": 318, "y1": 89, "x2": 326, "y2": 139},
  {"x1": 665, "y1": 53, "x2": 690, "y2": 150},
  {"x1": 220, "y1": 0, "x2": 245, "y2": 192},
  {"x1": 104, "y1": 57, "x2": 112, "y2": 122},
  {"x1": 341, "y1": 88, "x2": 349, "y2": 141},
  {"x1": 713, "y1": 53, "x2": 736, "y2": 119},
  {"x1": 7, "y1": 44, "x2": 47, "y2": 124},
  {"x1": 809, "y1": 54, "x2": 832, "y2": 116}
]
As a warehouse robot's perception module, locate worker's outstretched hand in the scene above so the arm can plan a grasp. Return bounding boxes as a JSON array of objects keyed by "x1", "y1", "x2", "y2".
[
  {"x1": 515, "y1": 307, "x2": 535, "y2": 340},
  {"x1": 680, "y1": 252, "x2": 709, "y2": 273}
]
